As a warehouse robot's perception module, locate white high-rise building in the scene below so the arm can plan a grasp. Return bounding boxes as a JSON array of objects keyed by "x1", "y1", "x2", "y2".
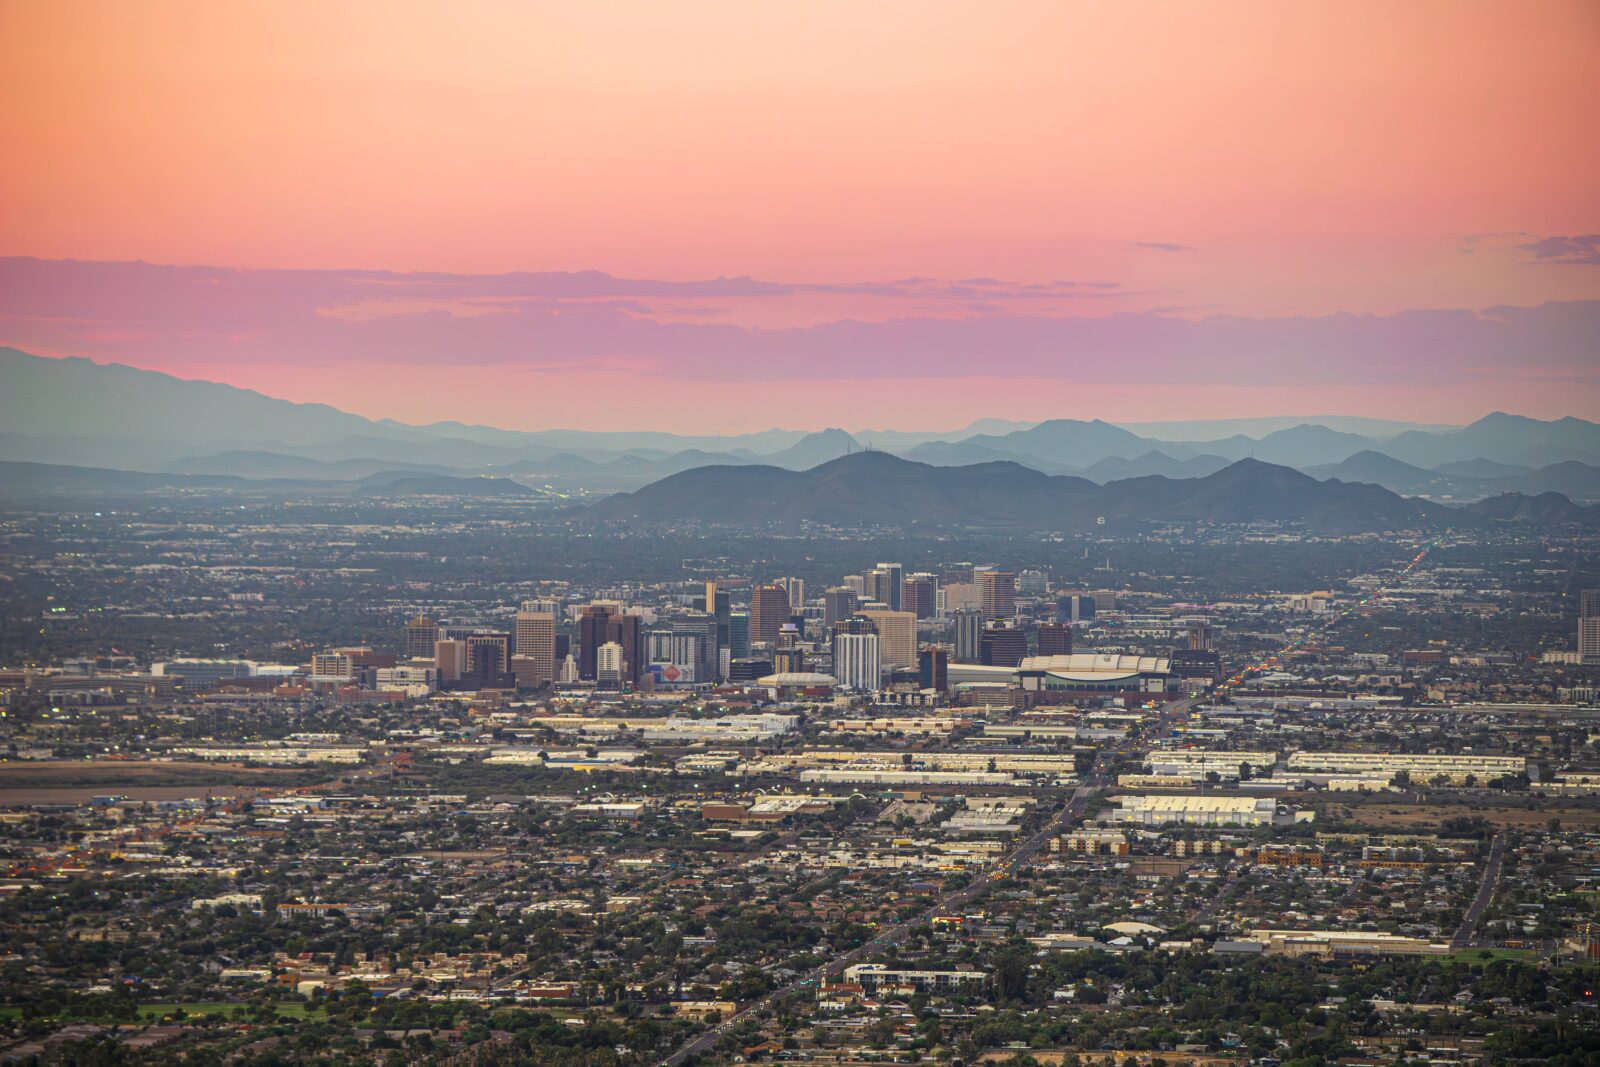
[
  {"x1": 596, "y1": 641, "x2": 625, "y2": 684},
  {"x1": 832, "y1": 633, "x2": 882, "y2": 692}
]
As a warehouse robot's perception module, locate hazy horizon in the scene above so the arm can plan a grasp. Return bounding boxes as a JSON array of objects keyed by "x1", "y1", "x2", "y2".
[
  {"x1": 2, "y1": 260, "x2": 1596, "y2": 433},
  {"x1": 3, "y1": 2, "x2": 1597, "y2": 432},
  {"x1": 6, "y1": 341, "x2": 1587, "y2": 443}
]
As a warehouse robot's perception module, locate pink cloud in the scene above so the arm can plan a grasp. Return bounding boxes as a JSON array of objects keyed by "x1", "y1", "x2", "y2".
[{"x1": 1, "y1": 257, "x2": 1596, "y2": 431}]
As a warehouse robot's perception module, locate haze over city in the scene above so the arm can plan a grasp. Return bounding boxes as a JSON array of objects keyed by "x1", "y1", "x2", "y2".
[{"x1": 4, "y1": 5, "x2": 1600, "y2": 1067}]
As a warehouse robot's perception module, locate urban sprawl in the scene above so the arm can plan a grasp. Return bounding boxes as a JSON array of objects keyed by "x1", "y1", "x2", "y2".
[{"x1": 1, "y1": 509, "x2": 1599, "y2": 1066}]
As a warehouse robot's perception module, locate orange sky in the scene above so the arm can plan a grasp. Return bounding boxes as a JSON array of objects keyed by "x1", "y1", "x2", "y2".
[{"x1": 1, "y1": 1, "x2": 1597, "y2": 430}]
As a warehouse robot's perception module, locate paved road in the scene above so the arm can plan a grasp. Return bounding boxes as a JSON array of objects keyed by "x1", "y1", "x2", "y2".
[
  {"x1": 1452, "y1": 833, "x2": 1507, "y2": 949},
  {"x1": 655, "y1": 786, "x2": 1094, "y2": 1066},
  {"x1": 655, "y1": 696, "x2": 1200, "y2": 1067},
  {"x1": 1189, "y1": 869, "x2": 1246, "y2": 926}
]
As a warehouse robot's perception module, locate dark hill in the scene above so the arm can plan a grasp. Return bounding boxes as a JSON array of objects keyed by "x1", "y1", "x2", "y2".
[
  {"x1": 1452, "y1": 491, "x2": 1600, "y2": 525},
  {"x1": 586, "y1": 451, "x2": 1097, "y2": 527},
  {"x1": 1488, "y1": 460, "x2": 1600, "y2": 502},
  {"x1": 1079, "y1": 450, "x2": 1232, "y2": 482},
  {"x1": 583, "y1": 453, "x2": 1521, "y2": 532},
  {"x1": 962, "y1": 418, "x2": 1161, "y2": 467},
  {"x1": 1086, "y1": 459, "x2": 1439, "y2": 531},
  {"x1": 1303, "y1": 450, "x2": 1441, "y2": 493}
]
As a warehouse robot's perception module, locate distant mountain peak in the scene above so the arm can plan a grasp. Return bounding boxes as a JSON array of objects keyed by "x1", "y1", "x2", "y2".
[{"x1": 576, "y1": 453, "x2": 1574, "y2": 532}]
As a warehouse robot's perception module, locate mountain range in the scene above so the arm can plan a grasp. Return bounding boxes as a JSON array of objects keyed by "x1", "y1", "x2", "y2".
[
  {"x1": 2, "y1": 346, "x2": 1598, "y2": 504},
  {"x1": 585, "y1": 452, "x2": 1600, "y2": 532}
]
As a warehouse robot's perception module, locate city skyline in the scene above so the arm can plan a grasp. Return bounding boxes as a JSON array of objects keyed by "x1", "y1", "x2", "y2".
[{"x1": 3, "y1": 5, "x2": 1600, "y2": 1059}]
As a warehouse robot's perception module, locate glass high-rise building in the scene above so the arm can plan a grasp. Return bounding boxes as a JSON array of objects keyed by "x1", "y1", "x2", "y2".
[
  {"x1": 729, "y1": 611, "x2": 751, "y2": 659},
  {"x1": 405, "y1": 614, "x2": 439, "y2": 661},
  {"x1": 952, "y1": 608, "x2": 984, "y2": 664}
]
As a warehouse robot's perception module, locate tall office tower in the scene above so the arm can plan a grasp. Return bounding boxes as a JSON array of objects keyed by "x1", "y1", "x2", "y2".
[
  {"x1": 647, "y1": 628, "x2": 675, "y2": 666},
  {"x1": 405, "y1": 614, "x2": 439, "y2": 660},
  {"x1": 842, "y1": 574, "x2": 867, "y2": 597},
  {"x1": 801, "y1": 600, "x2": 826, "y2": 639},
  {"x1": 578, "y1": 604, "x2": 614, "y2": 681},
  {"x1": 512, "y1": 610, "x2": 557, "y2": 690},
  {"x1": 981, "y1": 624, "x2": 1028, "y2": 667},
  {"x1": 612, "y1": 613, "x2": 644, "y2": 686},
  {"x1": 750, "y1": 583, "x2": 791, "y2": 647},
  {"x1": 869, "y1": 562, "x2": 904, "y2": 611},
  {"x1": 918, "y1": 645, "x2": 949, "y2": 691},
  {"x1": 832, "y1": 632, "x2": 882, "y2": 692},
  {"x1": 1186, "y1": 622, "x2": 1214, "y2": 652},
  {"x1": 772, "y1": 647, "x2": 805, "y2": 674},
  {"x1": 572, "y1": 601, "x2": 640, "y2": 684},
  {"x1": 1019, "y1": 569, "x2": 1050, "y2": 597},
  {"x1": 777, "y1": 622, "x2": 801, "y2": 649},
  {"x1": 701, "y1": 581, "x2": 731, "y2": 672},
  {"x1": 434, "y1": 639, "x2": 466, "y2": 682},
  {"x1": 857, "y1": 608, "x2": 916, "y2": 668},
  {"x1": 729, "y1": 611, "x2": 751, "y2": 659},
  {"x1": 465, "y1": 632, "x2": 511, "y2": 675},
  {"x1": 1037, "y1": 622, "x2": 1074, "y2": 657},
  {"x1": 1581, "y1": 618, "x2": 1600, "y2": 663},
  {"x1": 952, "y1": 608, "x2": 984, "y2": 664},
  {"x1": 776, "y1": 576, "x2": 806, "y2": 614},
  {"x1": 666, "y1": 631, "x2": 710, "y2": 683},
  {"x1": 1581, "y1": 589, "x2": 1600, "y2": 663},
  {"x1": 865, "y1": 569, "x2": 891, "y2": 609},
  {"x1": 903, "y1": 574, "x2": 938, "y2": 619},
  {"x1": 575, "y1": 605, "x2": 641, "y2": 684},
  {"x1": 979, "y1": 570, "x2": 1017, "y2": 620},
  {"x1": 823, "y1": 587, "x2": 859, "y2": 630},
  {"x1": 672, "y1": 613, "x2": 719, "y2": 682},
  {"x1": 595, "y1": 641, "x2": 625, "y2": 686}
]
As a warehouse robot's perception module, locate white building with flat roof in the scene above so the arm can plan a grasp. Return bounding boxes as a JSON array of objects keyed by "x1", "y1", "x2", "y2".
[
  {"x1": 843, "y1": 964, "x2": 988, "y2": 993},
  {"x1": 1285, "y1": 751, "x2": 1524, "y2": 782},
  {"x1": 1147, "y1": 750, "x2": 1277, "y2": 776},
  {"x1": 1106, "y1": 794, "x2": 1280, "y2": 828}
]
